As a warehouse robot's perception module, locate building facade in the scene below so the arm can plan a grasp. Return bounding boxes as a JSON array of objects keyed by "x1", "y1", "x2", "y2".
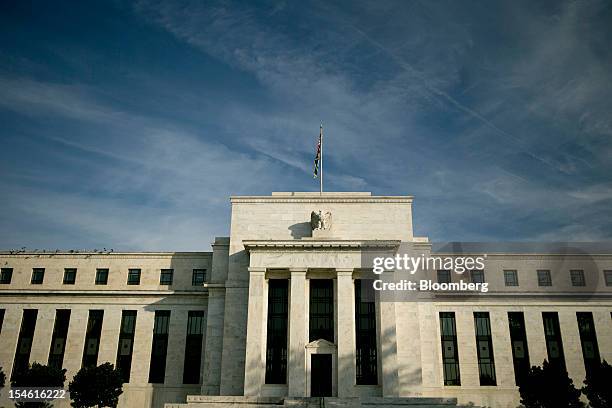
[{"x1": 0, "y1": 192, "x2": 611, "y2": 408}]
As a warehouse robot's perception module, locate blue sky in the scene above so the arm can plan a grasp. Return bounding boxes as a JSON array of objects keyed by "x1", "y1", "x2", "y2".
[{"x1": 1, "y1": 1, "x2": 611, "y2": 250}]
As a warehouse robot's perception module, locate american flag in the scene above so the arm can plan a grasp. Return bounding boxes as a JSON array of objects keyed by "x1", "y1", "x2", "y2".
[{"x1": 313, "y1": 126, "x2": 321, "y2": 178}]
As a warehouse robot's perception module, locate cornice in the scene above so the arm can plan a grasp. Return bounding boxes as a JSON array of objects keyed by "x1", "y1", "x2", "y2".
[
  {"x1": 230, "y1": 196, "x2": 413, "y2": 204},
  {"x1": 243, "y1": 239, "x2": 400, "y2": 251}
]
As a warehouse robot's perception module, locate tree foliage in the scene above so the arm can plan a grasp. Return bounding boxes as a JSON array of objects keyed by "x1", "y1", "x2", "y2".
[
  {"x1": 519, "y1": 360, "x2": 584, "y2": 408},
  {"x1": 582, "y1": 360, "x2": 612, "y2": 408},
  {"x1": 68, "y1": 362, "x2": 124, "y2": 408},
  {"x1": 10, "y1": 362, "x2": 66, "y2": 408}
]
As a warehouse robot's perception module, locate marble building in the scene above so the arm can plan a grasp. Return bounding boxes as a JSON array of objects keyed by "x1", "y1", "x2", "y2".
[{"x1": 0, "y1": 192, "x2": 611, "y2": 408}]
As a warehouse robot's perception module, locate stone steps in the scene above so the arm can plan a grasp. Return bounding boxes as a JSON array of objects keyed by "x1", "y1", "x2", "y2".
[{"x1": 165, "y1": 396, "x2": 477, "y2": 408}]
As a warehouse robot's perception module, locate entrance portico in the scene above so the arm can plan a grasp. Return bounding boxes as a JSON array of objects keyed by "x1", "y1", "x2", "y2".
[{"x1": 242, "y1": 240, "x2": 399, "y2": 398}]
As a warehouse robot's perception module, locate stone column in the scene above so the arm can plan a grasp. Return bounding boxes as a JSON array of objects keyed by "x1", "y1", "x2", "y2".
[
  {"x1": 243, "y1": 267, "x2": 266, "y2": 396},
  {"x1": 288, "y1": 268, "x2": 307, "y2": 397},
  {"x1": 336, "y1": 269, "x2": 356, "y2": 397}
]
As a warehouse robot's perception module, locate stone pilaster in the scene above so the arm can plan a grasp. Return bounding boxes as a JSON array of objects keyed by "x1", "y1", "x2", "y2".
[
  {"x1": 336, "y1": 269, "x2": 356, "y2": 397},
  {"x1": 243, "y1": 267, "x2": 267, "y2": 396},
  {"x1": 29, "y1": 307, "x2": 55, "y2": 366},
  {"x1": 288, "y1": 268, "x2": 307, "y2": 397},
  {"x1": 378, "y1": 299, "x2": 400, "y2": 396}
]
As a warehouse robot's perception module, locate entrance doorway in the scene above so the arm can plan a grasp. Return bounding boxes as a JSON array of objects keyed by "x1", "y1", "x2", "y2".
[{"x1": 310, "y1": 354, "x2": 332, "y2": 397}]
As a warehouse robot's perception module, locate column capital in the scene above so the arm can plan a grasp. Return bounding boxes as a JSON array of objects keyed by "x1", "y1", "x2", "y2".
[
  {"x1": 336, "y1": 268, "x2": 354, "y2": 277},
  {"x1": 247, "y1": 267, "x2": 266, "y2": 274}
]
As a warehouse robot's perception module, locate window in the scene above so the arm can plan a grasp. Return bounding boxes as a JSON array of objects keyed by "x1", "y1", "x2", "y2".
[
  {"x1": 183, "y1": 311, "x2": 205, "y2": 384},
  {"x1": 265, "y1": 280, "x2": 288, "y2": 384},
  {"x1": 12, "y1": 309, "x2": 38, "y2": 379},
  {"x1": 116, "y1": 311, "x2": 137, "y2": 383},
  {"x1": 127, "y1": 269, "x2": 141, "y2": 285},
  {"x1": 309, "y1": 279, "x2": 334, "y2": 342},
  {"x1": 48, "y1": 310, "x2": 71, "y2": 369},
  {"x1": 470, "y1": 270, "x2": 485, "y2": 284},
  {"x1": 0, "y1": 268, "x2": 13, "y2": 284},
  {"x1": 148, "y1": 310, "x2": 170, "y2": 383},
  {"x1": 82, "y1": 310, "x2": 104, "y2": 368},
  {"x1": 603, "y1": 270, "x2": 612, "y2": 287},
  {"x1": 542, "y1": 312, "x2": 566, "y2": 371},
  {"x1": 537, "y1": 270, "x2": 552, "y2": 286},
  {"x1": 63, "y1": 268, "x2": 77, "y2": 285},
  {"x1": 31, "y1": 268, "x2": 45, "y2": 284},
  {"x1": 437, "y1": 270, "x2": 451, "y2": 284},
  {"x1": 474, "y1": 312, "x2": 496, "y2": 385},
  {"x1": 160, "y1": 269, "x2": 173, "y2": 285},
  {"x1": 192, "y1": 269, "x2": 206, "y2": 286},
  {"x1": 439, "y1": 312, "x2": 460, "y2": 386},
  {"x1": 95, "y1": 269, "x2": 109, "y2": 285},
  {"x1": 0, "y1": 309, "x2": 5, "y2": 334},
  {"x1": 571, "y1": 270, "x2": 585, "y2": 286},
  {"x1": 508, "y1": 312, "x2": 530, "y2": 386},
  {"x1": 355, "y1": 279, "x2": 377, "y2": 385},
  {"x1": 504, "y1": 270, "x2": 519, "y2": 286},
  {"x1": 576, "y1": 312, "x2": 600, "y2": 375}
]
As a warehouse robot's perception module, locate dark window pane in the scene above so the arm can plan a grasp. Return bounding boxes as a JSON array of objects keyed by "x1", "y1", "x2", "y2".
[
  {"x1": 474, "y1": 312, "x2": 496, "y2": 385},
  {"x1": 116, "y1": 311, "x2": 137, "y2": 383},
  {"x1": 570, "y1": 270, "x2": 585, "y2": 286},
  {"x1": 603, "y1": 270, "x2": 612, "y2": 287},
  {"x1": 470, "y1": 270, "x2": 485, "y2": 284},
  {"x1": 149, "y1": 310, "x2": 171, "y2": 383},
  {"x1": 183, "y1": 311, "x2": 205, "y2": 384},
  {"x1": 355, "y1": 280, "x2": 377, "y2": 385},
  {"x1": 576, "y1": 312, "x2": 600, "y2": 375},
  {"x1": 504, "y1": 270, "x2": 518, "y2": 286},
  {"x1": 82, "y1": 310, "x2": 104, "y2": 368},
  {"x1": 537, "y1": 270, "x2": 552, "y2": 286},
  {"x1": 31, "y1": 268, "x2": 45, "y2": 284},
  {"x1": 12, "y1": 309, "x2": 38, "y2": 379},
  {"x1": 309, "y1": 280, "x2": 334, "y2": 342},
  {"x1": 160, "y1": 269, "x2": 173, "y2": 285},
  {"x1": 95, "y1": 269, "x2": 109, "y2": 285},
  {"x1": 63, "y1": 268, "x2": 77, "y2": 285},
  {"x1": 192, "y1": 269, "x2": 206, "y2": 286},
  {"x1": 265, "y1": 280, "x2": 288, "y2": 384},
  {"x1": 542, "y1": 312, "x2": 566, "y2": 371},
  {"x1": 437, "y1": 270, "x2": 451, "y2": 284},
  {"x1": 127, "y1": 269, "x2": 141, "y2": 285},
  {"x1": 508, "y1": 312, "x2": 530, "y2": 386},
  {"x1": 48, "y1": 310, "x2": 71, "y2": 369},
  {"x1": 0, "y1": 268, "x2": 13, "y2": 284},
  {"x1": 439, "y1": 312, "x2": 460, "y2": 386}
]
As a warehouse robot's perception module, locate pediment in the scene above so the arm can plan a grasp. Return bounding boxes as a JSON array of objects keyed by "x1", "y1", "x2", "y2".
[{"x1": 305, "y1": 338, "x2": 336, "y2": 349}]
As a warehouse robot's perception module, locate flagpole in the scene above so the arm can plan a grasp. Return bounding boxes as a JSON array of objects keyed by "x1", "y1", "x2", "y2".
[{"x1": 320, "y1": 122, "x2": 323, "y2": 194}]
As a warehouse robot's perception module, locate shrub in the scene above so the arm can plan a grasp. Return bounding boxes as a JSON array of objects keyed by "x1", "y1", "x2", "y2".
[
  {"x1": 10, "y1": 362, "x2": 66, "y2": 408},
  {"x1": 68, "y1": 362, "x2": 123, "y2": 408},
  {"x1": 582, "y1": 360, "x2": 612, "y2": 408},
  {"x1": 519, "y1": 360, "x2": 583, "y2": 408}
]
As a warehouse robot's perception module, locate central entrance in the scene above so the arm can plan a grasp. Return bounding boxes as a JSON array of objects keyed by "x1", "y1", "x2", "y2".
[{"x1": 310, "y1": 354, "x2": 332, "y2": 397}]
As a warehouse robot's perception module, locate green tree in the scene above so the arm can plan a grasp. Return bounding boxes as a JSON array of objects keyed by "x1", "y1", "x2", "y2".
[
  {"x1": 68, "y1": 362, "x2": 123, "y2": 408},
  {"x1": 10, "y1": 362, "x2": 66, "y2": 408},
  {"x1": 519, "y1": 360, "x2": 584, "y2": 408},
  {"x1": 582, "y1": 360, "x2": 612, "y2": 408}
]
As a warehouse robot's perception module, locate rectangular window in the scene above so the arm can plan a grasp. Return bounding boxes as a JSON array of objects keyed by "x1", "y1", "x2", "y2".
[
  {"x1": 48, "y1": 310, "x2": 71, "y2": 369},
  {"x1": 31, "y1": 268, "x2": 45, "y2": 284},
  {"x1": 192, "y1": 269, "x2": 206, "y2": 286},
  {"x1": 537, "y1": 270, "x2": 552, "y2": 286},
  {"x1": 355, "y1": 279, "x2": 377, "y2": 385},
  {"x1": 474, "y1": 312, "x2": 496, "y2": 385},
  {"x1": 309, "y1": 279, "x2": 334, "y2": 342},
  {"x1": 504, "y1": 270, "x2": 519, "y2": 286},
  {"x1": 12, "y1": 309, "x2": 38, "y2": 379},
  {"x1": 439, "y1": 312, "x2": 460, "y2": 386},
  {"x1": 571, "y1": 270, "x2": 585, "y2": 286},
  {"x1": 508, "y1": 312, "x2": 530, "y2": 386},
  {"x1": 95, "y1": 269, "x2": 109, "y2": 285},
  {"x1": 160, "y1": 269, "x2": 173, "y2": 285},
  {"x1": 148, "y1": 310, "x2": 170, "y2": 383},
  {"x1": 0, "y1": 268, "x2": 13, "y2": 284},
  {"x1": 183, "y1": 311, "x2": 205, "y2": 384},
  {"x1": 437, "y1": 270, "x2": 451, "y2": 284},
  {"x1": 127, "y1": 269, "x2": 141, "y2": 285},
  {"x1": 0, "y1": 309, "x2": 4, "y2": 333},
  {"x1": 576, "y1": 312, "x2": 600, "y2": 375},
  {"x1": 265, "y1": 279, "x2": 288, "y2": 384},
  {"x1": 470, "y1": 270, "x2": 485, "y2": 284},
  {"x1": 63, "y1": 268, "x2": 77, "y2": 285},
  {"x1": 603, "y1": 270, "x2": 612, "y2": 287},
  {"x1": 116, "y1": 310, "x2": 137, "y2": 383},
  {"x1": 542, "y1": 312, "x2": 566, "y2": 371},
  {"x1": 82, "y1": 310, "x2": 104, "y2": 368}
]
